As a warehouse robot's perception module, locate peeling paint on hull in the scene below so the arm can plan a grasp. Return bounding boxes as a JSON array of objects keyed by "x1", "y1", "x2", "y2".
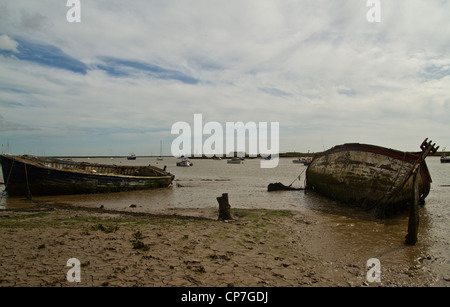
[
  {"x1": 0, "y1": 155, "x2": 174, "y2": 197},
  {"x1": 305, "y1": 143, "x2": 432, "y2": 217}
]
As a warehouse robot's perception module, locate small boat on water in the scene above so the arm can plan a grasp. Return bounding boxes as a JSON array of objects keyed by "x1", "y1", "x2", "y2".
[
  {"x1": 293, "y1": 157, "x2": 312, "y2": 165},
  {"x1": 176, "y1": 156, "x2": 193, "y2": 167},
  {"x1": 305, "y1": 141, "x2": 436, "y2": 217},
  {"x1": 303, "y1": 157, "x2": 313, "y2": 166},
  {"x1": 157, "y1": 140, "x2": 163, "y2": 161},
  {"x1": 127, "y1": 153, "x2": 137, "y2": 160},
  {"x1": 227, "y1": 158, "x2": 243, "y2": 164},
  {"x1": 0, "y1": 155, "x2": 174, "y2": 197},
  {"x1": 441, "y1": 149, "x2": 450, "y2": 163}
]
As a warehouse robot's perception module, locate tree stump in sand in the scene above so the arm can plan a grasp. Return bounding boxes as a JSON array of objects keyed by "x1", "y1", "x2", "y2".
[{"x1": 217, "y1": 193, "x2": 232, "y2": 221}]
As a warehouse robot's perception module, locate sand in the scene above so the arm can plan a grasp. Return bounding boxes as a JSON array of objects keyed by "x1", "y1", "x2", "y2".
[{"x1": 0, "y1": 202, "x2": 444, "y2": 287}]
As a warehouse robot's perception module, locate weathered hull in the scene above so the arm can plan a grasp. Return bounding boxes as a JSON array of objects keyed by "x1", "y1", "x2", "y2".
[
  {"x1": 305, "y1": 143, "x2": 432, "y2": 217},
  {"x1": 0, "y1": 155, "x2": 174, "y2": 197}
]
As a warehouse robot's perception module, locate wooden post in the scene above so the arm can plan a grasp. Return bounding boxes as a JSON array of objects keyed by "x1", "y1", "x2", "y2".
[
  {"x1": 217, "y1": 193, "x2": 232, "y2": 221},
  {"x1": 405, "y1": 170, "x2": 420, "y2": 245},
  {"x1": 396, "y1": 139, "x2": 438, "y2": 245}
]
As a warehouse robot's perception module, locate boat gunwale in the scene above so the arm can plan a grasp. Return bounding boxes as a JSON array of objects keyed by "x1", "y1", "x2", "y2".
[
  {"x1": 310, "y1": 143, "x2": 432, "y2": 182},
  {"x1": 313, "y1": 143, "x2": 420, "y2": 163},
  {"x1": 1, "y1": 155, "x2": 173, "y2": 181}
]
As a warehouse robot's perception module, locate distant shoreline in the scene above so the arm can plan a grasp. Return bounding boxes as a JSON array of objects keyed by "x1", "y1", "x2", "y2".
[{"x1": 34, "y1": 151, "x2": 449, "y2": 159}]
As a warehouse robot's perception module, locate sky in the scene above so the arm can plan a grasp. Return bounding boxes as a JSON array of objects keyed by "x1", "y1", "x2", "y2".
[{"x1": 0, "y1": 0, "x2": 449, "y2": 157}]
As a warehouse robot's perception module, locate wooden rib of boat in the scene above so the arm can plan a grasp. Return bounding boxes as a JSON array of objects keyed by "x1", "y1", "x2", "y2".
[
  {"x1": 0, "y1": 155, "x2": 174, "y2": 197},
  {"x1": 305, "y1": 141, "x2": 434, "y2": 217}
]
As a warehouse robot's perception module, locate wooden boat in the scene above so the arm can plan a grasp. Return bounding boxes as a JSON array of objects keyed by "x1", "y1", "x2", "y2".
[
  {"x1": 0, "y1": 155, "x2": 174, "y2": 197},
  {"x1": 305, "y1": 141, "x2": 435, "y2": 217},
  {"x1": 127, "y1": 153, "x2": 137, "y2": 160}
]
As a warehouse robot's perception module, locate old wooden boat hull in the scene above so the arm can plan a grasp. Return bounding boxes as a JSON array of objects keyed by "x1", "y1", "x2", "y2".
[
  {"x1": 305, "y1": 143, "x2": 432, "y2": 217},
  {"x1": 0, "y1": 155, "x2": 174, "y2": 197}
]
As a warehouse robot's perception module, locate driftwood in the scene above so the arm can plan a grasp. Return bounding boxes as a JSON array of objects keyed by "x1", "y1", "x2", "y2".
[
  {"x1": 217, "y1": 193, "x2": 232, "y2": 221},
  {"x1": 267, "y1": 182, "x2": 305, "y2": 192}
]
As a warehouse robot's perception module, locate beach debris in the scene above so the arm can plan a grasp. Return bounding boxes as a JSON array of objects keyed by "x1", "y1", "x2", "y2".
[
  {"x1": 267, "y1": 182, "x2": 305, "y2": 192},
  {"x1": 217, "y1": 193, "x2": 232, "y2": 221},
  {"x1": 131, "y1": 231, "x2": 149, "y2": 251},
  {"x1": 92, "y1": 224, "x2": 118, "y2": 233},
  {"x1": 268, "y1": 169, "x2": 306, "y2": 192}
]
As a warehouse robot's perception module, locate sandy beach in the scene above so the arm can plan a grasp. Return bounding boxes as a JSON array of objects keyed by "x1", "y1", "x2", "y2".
[{"x1": 1, "y1": 200, "x2": 445, "y2": 287}]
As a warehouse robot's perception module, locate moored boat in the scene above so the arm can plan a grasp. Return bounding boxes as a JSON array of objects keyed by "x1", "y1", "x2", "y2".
[
  {"x1": 441, "y1": 156, "x2": 450, "y2": 163},
  {"x1": 441, "y1": 149, "x2": 450, "y2": 163},
  {"x1": 227, "y1": 158, "x2": 243, "y2": 164},
  {"x1": 176, "y1": 156, "x2": 193, "y2": 167},
  {"x1": 127, "y1": 153, "x2": 137, "y2": 160},
  {"x1": 303, "y1": 157, "x2": 313, "y2": 166},
  {"x1": 157, "y1": 140, "x2": 163, "y2": 161},
  {"x1": 0, "y1": 155, "x2": 174, "y2": 197},
  {"x1": 293, "y1": 157, "x2": 312, "y2": 165},
  {"x1": 305, "y1": 142, "x2": 434, "y2": 217}
]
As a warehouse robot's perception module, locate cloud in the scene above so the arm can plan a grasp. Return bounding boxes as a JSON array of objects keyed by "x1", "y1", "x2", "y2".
[
  {"x1": 0, "y1": 1, "x2": 450, "y2": 155},
  {"x1": 334, "y1": 85, "x2": 356, "y2": 97},
  {"x1": 0, "y1": 36, "x2": 88, "y2": 74},
  {"x1": 259, "y1": 87, "x2": 292, "y2": 98},
  {"x1": 0, "y1": 115, "x2": 38, "y2": 132},
  {"x1": 96, "y1": 57, "x2": 199, "y2": 84},
  {"x1": 0, "y1": 34, "x2": 18, "y2": 52}
]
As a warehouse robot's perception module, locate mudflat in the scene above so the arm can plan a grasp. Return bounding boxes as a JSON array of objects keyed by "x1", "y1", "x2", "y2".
[{"x1": 0, "y1": 203, "x2": 442, "y2": 287}]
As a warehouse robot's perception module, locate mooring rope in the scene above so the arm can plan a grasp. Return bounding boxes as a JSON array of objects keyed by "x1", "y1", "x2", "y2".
[
  {"x1": 24, "y1": 163, "x2": 32, "y2": 200},
  {"x1": 288, "y1": 168, "x2": 306, "y2": 187},
  {"x1": 5, "y1": 159, "x2": 14, "y2": 188}
]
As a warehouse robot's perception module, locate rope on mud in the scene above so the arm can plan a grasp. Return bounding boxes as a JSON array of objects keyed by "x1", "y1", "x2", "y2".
[{"x1": 268, "y1": 169, "x2": 306, "y2": 192}]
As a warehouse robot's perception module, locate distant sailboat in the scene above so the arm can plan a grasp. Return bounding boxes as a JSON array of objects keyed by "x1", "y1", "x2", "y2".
[{"x1": 157, "y1": 140, "x2": 163, "y2": 161}]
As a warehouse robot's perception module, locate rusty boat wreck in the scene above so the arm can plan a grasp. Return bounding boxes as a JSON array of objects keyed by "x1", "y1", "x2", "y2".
[
  {"x1": 0, "y1": 155, "x2": 175, "y2": 197},
  {"x1": 305, "y1": 140, "x2": 437, "y2": 218}
]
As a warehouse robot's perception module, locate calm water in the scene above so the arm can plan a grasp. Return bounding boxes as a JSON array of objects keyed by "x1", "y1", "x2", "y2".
[{"x1": 1, "y1": 156, "x2": 449, "y2": 285}]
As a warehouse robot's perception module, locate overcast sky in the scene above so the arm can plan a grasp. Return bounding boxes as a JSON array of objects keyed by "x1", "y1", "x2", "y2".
[{"x1": 0, "y1": 0, "x2": 449, "y2": 156}]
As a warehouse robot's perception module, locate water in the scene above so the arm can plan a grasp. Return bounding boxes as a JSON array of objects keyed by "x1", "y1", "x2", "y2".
[{"x1": 1, "y1": 156, "x2": 449, "y2": 285}]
